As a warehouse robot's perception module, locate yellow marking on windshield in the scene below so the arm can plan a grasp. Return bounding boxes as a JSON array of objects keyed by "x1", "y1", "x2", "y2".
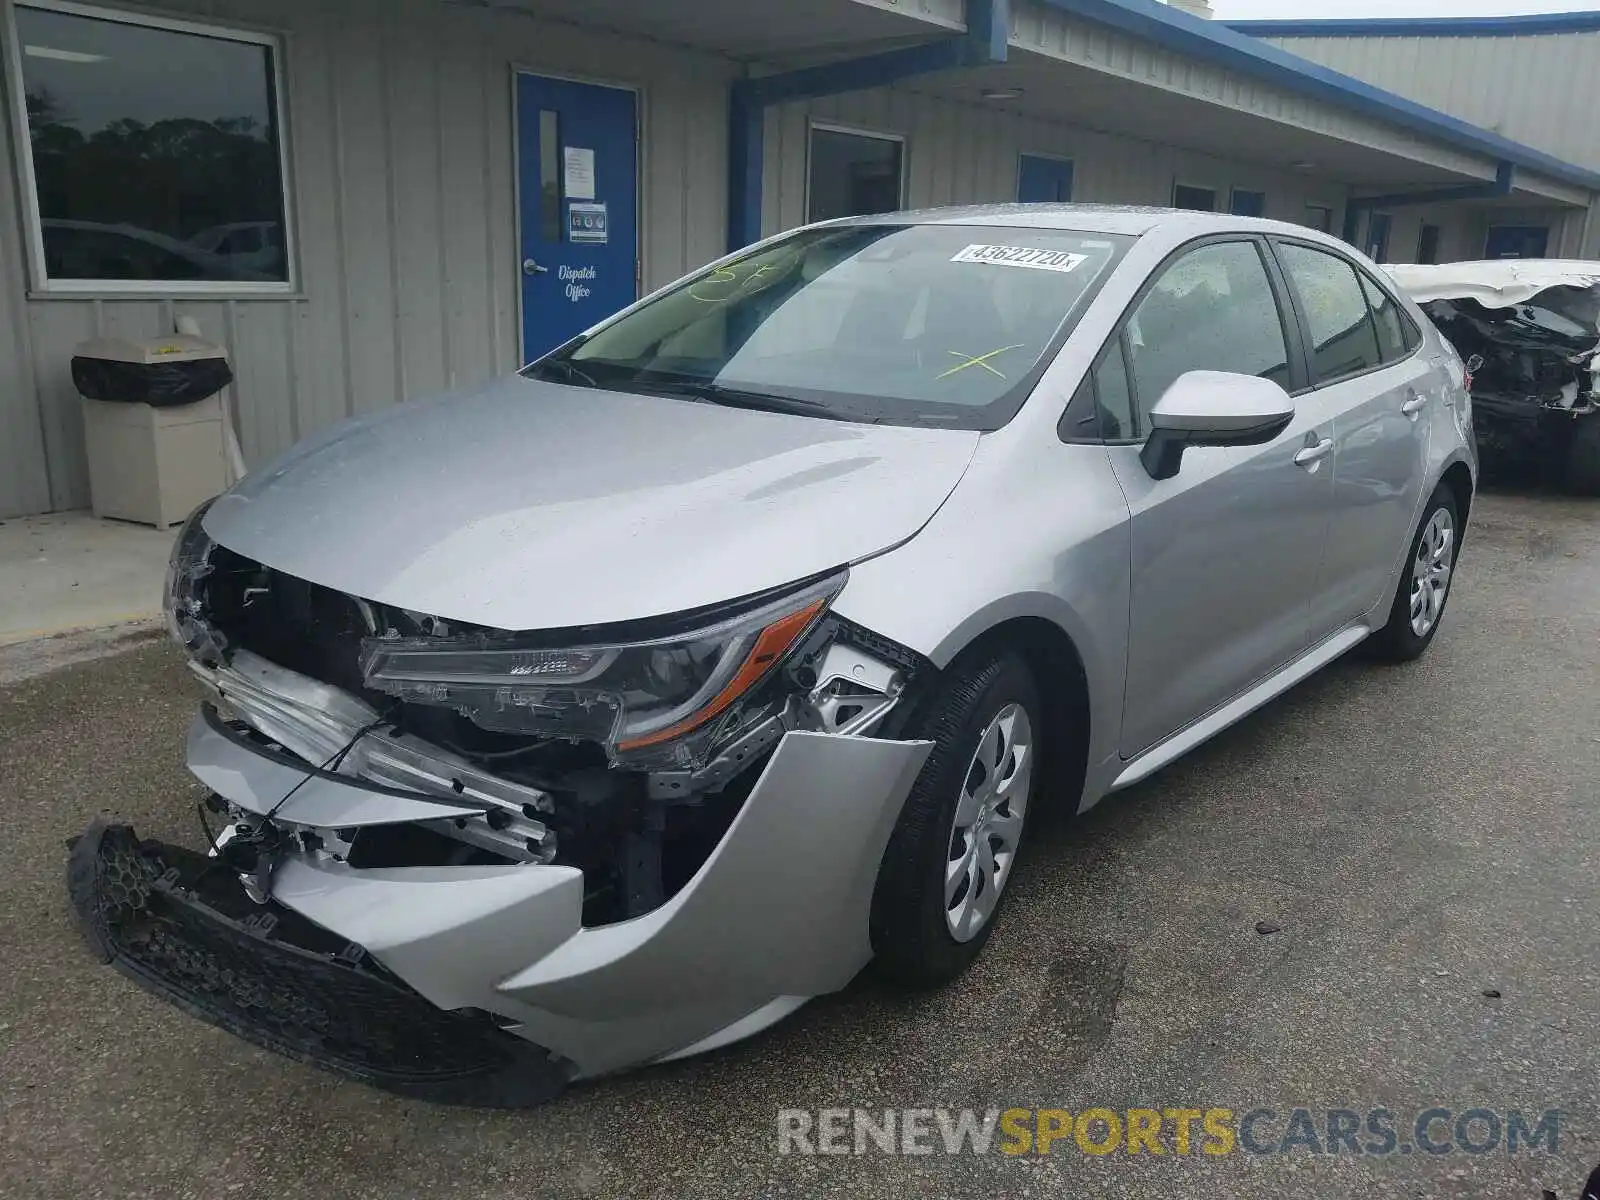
[
  {"x1": 938, "y1": 345, "x2": 1025, "y2": 380},
  {"x1": 687, "y1": 256, "x2": 800, "y2": 304}
]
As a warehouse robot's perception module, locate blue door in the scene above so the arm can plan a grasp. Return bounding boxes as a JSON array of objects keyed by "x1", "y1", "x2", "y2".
[
  {"x1": 1485, "y1": 224, "x2": 1550, "y2": 259},
  {"x1": 1017, "y1": 155, "x2": 1074, "y2": 203},
  {"x1": 515, "y1": 73, "x2": 638, "y2": 361}
]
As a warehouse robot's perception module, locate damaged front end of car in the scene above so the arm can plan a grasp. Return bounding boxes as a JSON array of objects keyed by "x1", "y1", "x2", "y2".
[
  {"x1": 69, "y1": 501, "x2": 935, "y2": 1104},
  {"x1": 1417, "y1": 283, "x2": 1600, "y2": 491}
]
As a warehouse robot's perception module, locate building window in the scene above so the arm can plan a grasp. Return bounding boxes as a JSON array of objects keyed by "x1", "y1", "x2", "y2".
[
  {"x1": 1484, "y1": 224, "x2": 1550, "y2": 259},
  {"x1": 808, "y1": 126, "x2": 903, "y2": 223},
  {"x1": 1172, "y1": 183, "x2": 1217, "y2": 212},
  {"x1": 1416, "y1": 223, "x2": 1442, "y2": 265},
  {"x1": 1229, "y1": 188, "x2": 1266, "y2": 218},
  {"x1": 1304, "y1": 204, "x2": 1334, "y2": 235},
  {"x1": 9, "y1": 1, "x2": 291, "y2": 291},
  {"x1": 1364, "y1": 212, "x2": 1392, "y2": 263}
]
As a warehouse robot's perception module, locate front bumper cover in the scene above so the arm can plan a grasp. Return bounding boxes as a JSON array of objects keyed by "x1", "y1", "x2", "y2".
[
  {"x1": 67, "y1": 818, "x2": 565, "y2": 1107},
  {"x1": 70, "y1": 716, "x2": 932, "y2": 1102}
]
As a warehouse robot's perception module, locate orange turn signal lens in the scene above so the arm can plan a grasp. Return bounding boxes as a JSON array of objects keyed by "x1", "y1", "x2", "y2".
[{"x1": 615, "y1": 597, "x2": 828, "y2": 752}]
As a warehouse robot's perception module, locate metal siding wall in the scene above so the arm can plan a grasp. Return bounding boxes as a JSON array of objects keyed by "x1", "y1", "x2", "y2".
[
  {"x1": 1266, "y1": 32, "x2": 1600, "y2": 173},
  {"x1": 0, "y1": 20, "x2": 49, "y2": 515},
  {"x1": 0, "y1": 0, "x2": 732, "y2": 515},
  {"x1": 761, "y1": 85, "x2": 1349, "y2": 243},
  {"x1": 1013, "y1": 1, "x2": 1495, "y2": 181}
]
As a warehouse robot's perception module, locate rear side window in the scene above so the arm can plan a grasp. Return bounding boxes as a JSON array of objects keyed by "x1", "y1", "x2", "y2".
[
  {"x1": 1277, "y1": 243, "x2": 1383, "y2": 382},
  {"x1": 1359, "y1": 272, "x2": 1419, "y2": 362},
  {"x1": 1124, "y1": 240, "x2": 1291, "y2": 428}
]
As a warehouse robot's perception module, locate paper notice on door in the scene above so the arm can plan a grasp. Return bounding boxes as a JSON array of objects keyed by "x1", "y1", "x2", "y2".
[{"x1": 563, "y1": 147, "x2": 596, "y2": 200}]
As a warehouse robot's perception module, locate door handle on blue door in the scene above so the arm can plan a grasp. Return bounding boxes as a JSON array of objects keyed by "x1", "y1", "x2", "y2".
[
  {"x1": 523, "y1": 259, "x2": 548, "y2": 276},
  {"x1": 1401, "y1": 389, "x2": 1427, "y2": 417},
  {"x1": 1294, "y1": 434, "x2": 1334, "y2": 470}
]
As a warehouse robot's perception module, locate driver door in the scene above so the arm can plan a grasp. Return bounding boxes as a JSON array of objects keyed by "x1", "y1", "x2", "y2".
[{"x1": 1103, "y1": 238, "x2": 1339, "y2": 757}]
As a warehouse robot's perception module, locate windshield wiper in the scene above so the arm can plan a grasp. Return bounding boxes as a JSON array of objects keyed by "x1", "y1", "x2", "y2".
[
  {"x1": 530, "y1": 358, "x2": 601, "y2": 388},
  {"x1": 631, "y1": 377, "x2": 848, "y2": 420}
]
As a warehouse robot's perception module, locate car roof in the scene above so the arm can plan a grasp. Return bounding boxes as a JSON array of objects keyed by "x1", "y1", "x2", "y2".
[{"x1": 831, "y1": 203, "x2": 1321, "y2": 240}]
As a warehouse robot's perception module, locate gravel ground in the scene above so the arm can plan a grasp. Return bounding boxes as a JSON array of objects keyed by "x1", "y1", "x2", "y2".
[{"x1": 2, "y1": 490, "x2": 1597, "y2": 1200}]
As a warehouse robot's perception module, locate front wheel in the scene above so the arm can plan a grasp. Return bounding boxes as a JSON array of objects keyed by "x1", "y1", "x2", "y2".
[
  {"x1": 870, "y1": 651, "x2": 1040, "y2": 987},
  {"x1": 1370, "y1": 483, "x2": 1460, "y2": 662}
]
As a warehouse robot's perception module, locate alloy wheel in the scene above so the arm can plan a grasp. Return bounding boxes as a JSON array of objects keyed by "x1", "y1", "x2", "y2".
[
  {"x1": 1409, "y1": 507, "x2": 1455, "y2": 637},
  {"x1": 945, "y1": 702, "x2": 1033, "y2": 942}
]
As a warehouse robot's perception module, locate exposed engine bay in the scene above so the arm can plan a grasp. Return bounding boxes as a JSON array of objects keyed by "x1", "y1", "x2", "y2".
[
  {"x1": 165, "y1": 503, "x2": 926, "y2": 927},
  {"x1": 1387, "y1": 261, "x2": 1600, "y2": 492}
]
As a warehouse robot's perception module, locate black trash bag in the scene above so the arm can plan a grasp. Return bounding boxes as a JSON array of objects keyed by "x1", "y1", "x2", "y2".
[{"x1": 71, "y1": 355, "x2": 234, "y2": 408}]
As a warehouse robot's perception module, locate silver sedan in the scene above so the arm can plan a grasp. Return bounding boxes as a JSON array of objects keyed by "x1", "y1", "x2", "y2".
[{"x1": 72, "y1": 205, "x2": 1476, "y2": 1105}]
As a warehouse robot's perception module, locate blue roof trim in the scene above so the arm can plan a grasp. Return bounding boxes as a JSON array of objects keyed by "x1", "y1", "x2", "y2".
[
  {"x1": 1227, "y1": 13, "x2": 1600, "y2": 39},
  {"x1": 1034, "y1": 0, "x2": 1600, "y2": 192}
]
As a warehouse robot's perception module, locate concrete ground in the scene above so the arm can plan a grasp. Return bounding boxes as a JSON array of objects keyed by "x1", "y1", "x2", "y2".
[
  {"x1": 1, "y1": 490, "x2": 1597, "y2": 1199},
  {"x1": 0, "y1": 511, "x2": 173, "y2": 647}
]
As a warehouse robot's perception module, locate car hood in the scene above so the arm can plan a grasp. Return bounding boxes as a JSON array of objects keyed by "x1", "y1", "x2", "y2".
[
  {"x1": 1386, "y1": 260, "x2": 1600, "y2": 309},
  {"x1": 204, "y1": 375, "x2": 980, "y2": 631}
]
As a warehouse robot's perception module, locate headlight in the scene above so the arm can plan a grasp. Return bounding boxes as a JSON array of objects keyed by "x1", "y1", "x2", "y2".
[
  {"x1": 360, "y1": 570, "x2": 846, "y2": 768},
  {"x1": 164, "y1": 498, "x2": 226, "y2": 664}
]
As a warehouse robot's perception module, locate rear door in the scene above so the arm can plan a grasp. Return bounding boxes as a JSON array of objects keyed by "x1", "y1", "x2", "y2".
[
  {"x1": 1270, "y1": 240, "x2": 1432, "y2": 633},
  {"x1": 1106, "y1": 237, "x2": 1338, "y2": 757}
]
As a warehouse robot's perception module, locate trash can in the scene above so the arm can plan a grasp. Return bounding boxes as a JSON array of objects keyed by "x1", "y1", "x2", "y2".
[{"x1": 71, "y1": 334, "x2": 235, "y2": 528}]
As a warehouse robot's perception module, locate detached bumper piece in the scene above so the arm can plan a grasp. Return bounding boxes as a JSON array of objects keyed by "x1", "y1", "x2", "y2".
[{"x1": 67, "y1": 818, "x2": 566, "y2": 1107}]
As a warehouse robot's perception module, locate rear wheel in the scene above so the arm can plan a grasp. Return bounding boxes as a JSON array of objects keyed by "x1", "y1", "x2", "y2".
[
  {"x1": 1370, "y1": 483, "x2": 1460, "y2": 662},
  {"x1": 871, "y1": 651, "x2": 1040, "y2": 987}
]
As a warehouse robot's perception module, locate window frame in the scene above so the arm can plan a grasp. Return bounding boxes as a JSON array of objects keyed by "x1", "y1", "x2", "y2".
[
  {"x1": 4, "y1": 0, "x2": 297, "y2": 297},
  {"x1": 1416, "y1": 222, "x2": 1442, "y2": 265},
  {"x1": 1363, "y1": 210, "x2": 1393, "y2": 263},
  {"x1": 1266, "y1": 235, "x2": 1422, "y2": 389},
  {"x1": 1228, "y1": 187, "x2": 1267, "y2": 219},
  {"x1": 804, "y1": 120, "x2": 906, "y2": 225},
  {"x1": 1057, "y1": 233, "x2": 1309, "y2": 447},
  {"x1": 1303, "y1": 203, "x2": 1335, "y2": 235},
  {"x1": 1015, "y1": 150, "x2": 1075, "y2": 204},
  {"x1": 1171, "y1": 180, "x2": 1218, "y2": 213}
]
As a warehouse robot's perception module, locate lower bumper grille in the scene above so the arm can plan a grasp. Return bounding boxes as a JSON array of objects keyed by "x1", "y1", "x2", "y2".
[{"x1": 67, "y1": 818, "x2": 566, "y2": 1107}]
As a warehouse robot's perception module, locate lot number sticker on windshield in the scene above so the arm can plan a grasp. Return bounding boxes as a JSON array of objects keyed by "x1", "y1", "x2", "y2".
[{"x1": 950, "y1": 244, "x2": 1088, "y2": 273}]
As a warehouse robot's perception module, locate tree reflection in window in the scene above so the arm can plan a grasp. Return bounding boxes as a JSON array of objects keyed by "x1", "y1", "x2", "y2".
[{"x1": 17, "y1": 3, "x2": 288, "y2": 285}]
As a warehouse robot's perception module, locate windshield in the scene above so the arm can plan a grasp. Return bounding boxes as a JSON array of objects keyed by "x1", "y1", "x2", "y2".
[{"x1": 525, "y1": 223, "x2": 1130, "y2": 429}]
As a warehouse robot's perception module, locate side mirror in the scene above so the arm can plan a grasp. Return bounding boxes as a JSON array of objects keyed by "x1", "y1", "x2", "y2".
[{"x1": 1140, "y1": 371, "x2": 1296, "y2": 481}]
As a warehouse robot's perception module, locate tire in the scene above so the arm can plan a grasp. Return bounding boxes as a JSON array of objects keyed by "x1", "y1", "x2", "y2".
[
  {"x1": 870, "y1": 650, "x2": 1041, "y2": 987},
  {"x1": 1370, "y1": 483, "x2": 1461, "y2": 663},
  {"x1": 1561, "y1": 417, "x2": 1600, "y2": 496}
]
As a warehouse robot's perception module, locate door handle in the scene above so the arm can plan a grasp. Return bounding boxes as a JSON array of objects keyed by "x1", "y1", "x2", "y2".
[
  {"x1": 1294, "y1": 436, "x2": 1334, "y2": 469},
  {"x1": 523, "y1": 258, "x2": 548, "y2": 276},
  {"x1": 1401, "y1": 390, "x2": 1428, "y2": 417}
]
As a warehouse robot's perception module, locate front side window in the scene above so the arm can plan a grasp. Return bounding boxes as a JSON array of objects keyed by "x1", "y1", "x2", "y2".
[
  {"x1": 1123, "y1": 240, "x2": 1290, "y2": 427},
  {"x1": 1277, "y1": 243, "x2": 1383, "y2": 383},
  {"x1": 13, "y1": 2, "x2": 289, "y2": 288},
  {"x1": 529, "y1": 224, "x2": 1130, "y2": 430}
]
